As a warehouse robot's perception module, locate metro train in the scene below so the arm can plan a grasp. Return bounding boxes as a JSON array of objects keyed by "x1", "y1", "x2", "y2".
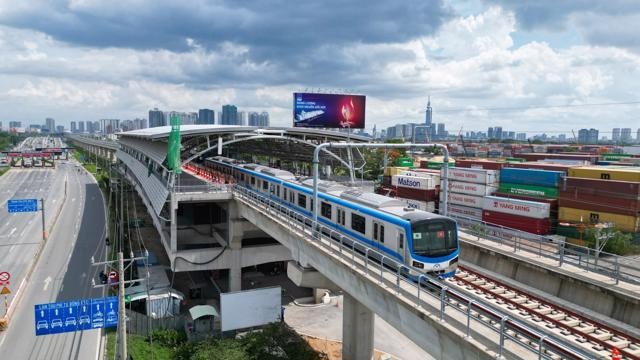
[{"x1": 205, "y1": 156, "x2": 459, "y2": 277}]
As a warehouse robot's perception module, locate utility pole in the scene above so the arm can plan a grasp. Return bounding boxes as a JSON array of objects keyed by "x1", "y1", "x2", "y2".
[
  {"x1": 91, "y1": 251, "x2": 148, "y2": 360},
  {"x1": 40, "y1": 198, "x2": 46, "y2": 240}
]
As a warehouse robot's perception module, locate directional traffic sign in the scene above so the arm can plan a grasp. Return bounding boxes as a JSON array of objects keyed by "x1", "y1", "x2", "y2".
[
  {"x1": 34, "y1": 296, "x2": 118, "y2": 336},
  {"x1": 7, "y1": 199, "x2": 39, "y2": 213}
]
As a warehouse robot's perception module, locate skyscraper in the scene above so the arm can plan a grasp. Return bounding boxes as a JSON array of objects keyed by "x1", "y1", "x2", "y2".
[
  {"x1": 621, "y1": 128, "x2": 632, "y2": 142},
  {"x1": 101, "y1": 119, "x2": 120, "y2": 134},
  {"x1": 637, "y1": 128, "x2": 640, "y2": 143},
  {"x1": 425, "y1": 96, "x2": 432, "y2": 126},
  {"x1": 248, "y1": 111, "x2": 269, "y2": 126},
  {"x1": 9, "y1": 121, "x2": 22, "y2": 129},
  {"x1": 494, "y1": 126, "x2": 503, "y2": 140},
  {"x1": 612, "y1": 128, "x2": 621, "y2": 142},
  {"x1": 149, "y1": 108, "x2": 165, "y2": 128},
  {"x1": 487, "y1": 127, "x2": 494, "y2": 139},
  {"x1": 437, "y1": 123, "x2": 446, "y2": 139},
  {"x1": 78, "y1": 121, "x2": 85, "y2": 133},
  {"x1": 45, "y1": 117, "x2": 55, "y2": 132},
  {"x1": 221, "y1": 105, "x2": 238, "y2": 125},
  {"x1": 198, "y1": 109, "x2": 215, "y2": 125},
  {"x1": 70, "y1": 121, "x2": 77, "y2": 133}
]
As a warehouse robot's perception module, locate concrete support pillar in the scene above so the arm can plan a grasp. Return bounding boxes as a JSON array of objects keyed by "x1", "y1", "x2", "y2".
[
  {"x1": 342, "y1": 293, "x2": 374, "y2": 360},
  {"x1": 170, "y1": 193, "x2": 178, "y2": 253},
  {"x1": 228, "y1": 201, "x2": 244, "y2": 292}
]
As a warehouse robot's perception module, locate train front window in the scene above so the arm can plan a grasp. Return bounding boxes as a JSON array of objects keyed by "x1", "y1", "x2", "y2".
[{"x1": 411, "y1": 221, "x2": 457, "y2": 257}]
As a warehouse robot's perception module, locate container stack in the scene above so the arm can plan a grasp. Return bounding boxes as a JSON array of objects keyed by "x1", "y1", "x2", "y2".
[
  {"x1": 391, "y1": 171, "x2": 439, "y2": 212},
  {"x1": 441, "y1": 167, "x2": 499, "y2": 220},
  {"x1": 558, "y1": 167, "x2": 640, "y2": 233},
  {"x1": 482, "y1": 196, "x2": 552, "y2": 234}
]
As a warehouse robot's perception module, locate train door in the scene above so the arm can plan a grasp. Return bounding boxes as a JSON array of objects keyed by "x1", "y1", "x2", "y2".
[{"x1": 373, "y1": 221, "x2": 385, "y2": 248}]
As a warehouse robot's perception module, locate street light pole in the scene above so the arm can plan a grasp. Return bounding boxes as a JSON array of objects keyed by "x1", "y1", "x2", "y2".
[{"x1": 312, "y1": 142, "x2": 450, "y2": 225}]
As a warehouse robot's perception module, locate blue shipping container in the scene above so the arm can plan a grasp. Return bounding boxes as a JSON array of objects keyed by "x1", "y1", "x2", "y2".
[
  {"x1": 499, "y1": 168, "x2": 564, "y2": 188},
  {"x1": 595, "y1": 161, "x2": 612, "y2": 166}
]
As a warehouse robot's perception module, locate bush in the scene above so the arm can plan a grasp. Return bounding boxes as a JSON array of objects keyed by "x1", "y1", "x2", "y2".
[{"x1": 151, "y1": 329, "x2": 187, "y2": 348}]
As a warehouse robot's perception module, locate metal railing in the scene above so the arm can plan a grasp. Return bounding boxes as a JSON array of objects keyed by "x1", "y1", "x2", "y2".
[
  {"x1": 171, "y1": 183, "x2": 234, "y2": 193},
  {"x1": 453, "y1": 215, "x2": 640, "y2": 286},
  {"x1": 232, "y1": 185, "x2": 597, "y2": 360}
]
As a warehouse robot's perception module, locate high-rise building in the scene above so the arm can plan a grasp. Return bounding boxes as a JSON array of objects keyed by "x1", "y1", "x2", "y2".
[
  {"x1": 221, "y1": 105, "x2": 238, "y2": 125},
  {"x1": 637, "y1": 128, "x2": 640, "y2": 143},
  {"x1": 494, "y1": 126, "x2": 503, "y2": 140},
  {"x1": 70, "y1": 121, "x2": 77, "y2": 133},
  {"x1": 45, "y1": 117, "x2": 55, "y2": 132},
  {"x1": 78, "y1": 121, "x2": 85, "y2": 133},
  {"x1": 425, "y1": 96, "x2": 432, "y2": 126},
  {"x1": 198, "y1": 109, "x2": 215, "y2": 125},
  {"x1": 516, "y1": 133, "x2": 526, "y2": 141},
  {"x1": 558, "y1": 134, "x2": 566, "y2": 142},
  {"x1": 101, "y1": 119, "x2": 120, "y2": 134},
  {"x1": 621, "y1": 128, "x2": 632, "y2": 142},
  {"x1": 437, "y1": 123, "x2": 446, "y2": 139},
  {"x1": 149, "y1": 108, "x2": 165, "y2": 128},
  {"x1": 612, "y1": 128, "x2": 621, "y2": 142},
  {"x1": 248, "y1": 111, "x2": 270, "y2": 127},
  {"x1": 578, "y1": 128, "x2": 599, "y2": 144},
  {"x1": 9, "y1": 121, "x2": 22, "y2": 128},
  {"x1": 55, "y1": 125, "x2": 64, "y2": 133},
  {"x1": 507, "y1": 131, "x2": 516, "y2": 140}
]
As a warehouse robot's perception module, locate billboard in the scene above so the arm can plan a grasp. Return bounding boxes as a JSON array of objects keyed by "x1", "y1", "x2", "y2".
[
  {"x1": 293, "y1": 92, "x2": 365, "y2": 128},
  {"x1": 220, "y1": 286, "x2": 281, "y2": 331}
]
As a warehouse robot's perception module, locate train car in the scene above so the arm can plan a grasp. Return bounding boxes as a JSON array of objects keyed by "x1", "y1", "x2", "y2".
[{"x1": 205, "y1": 156, "x2": 460, "y2": 277}]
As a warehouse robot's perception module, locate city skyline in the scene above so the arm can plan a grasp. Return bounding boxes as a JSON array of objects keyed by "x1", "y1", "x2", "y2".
[{"x1": 0, "y1": 1, "x2": 639, "y2": 132}]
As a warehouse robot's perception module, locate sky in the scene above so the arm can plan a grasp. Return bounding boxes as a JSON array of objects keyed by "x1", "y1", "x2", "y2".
[{"x1": 0, "y1": 0, "x2": 639, "y2": 135}]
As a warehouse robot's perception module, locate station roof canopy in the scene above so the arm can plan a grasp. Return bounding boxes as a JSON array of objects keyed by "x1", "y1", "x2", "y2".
[{"x1": 117, "y1": 125, "x2": 372, "y2": 164}]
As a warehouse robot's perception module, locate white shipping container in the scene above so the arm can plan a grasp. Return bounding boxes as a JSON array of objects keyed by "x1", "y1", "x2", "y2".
[
  {"x1": 400, "y1": 170, "x2": 441, "y2": 183},
  {"x1": 482, "y1": 196, "x2": 550, "y2": 220},
  {"x1": 392, "y1": 175, "x2": 435, "y2": 190},
  {"x1": 398, "y1": 198, "x2": 435, "y2": 212},
  {"x1": 448, "y1": 204, "x2": 483, "y2": 220},
  {"x1": 447, "y1": 180, "x2": 497, "y2": 197},
  {"x1": 440, "y1": 192, "x2": 484, "y2": 208},
  {"x1": 445, "y1": 167, "x2": 499, "y2": 185}
]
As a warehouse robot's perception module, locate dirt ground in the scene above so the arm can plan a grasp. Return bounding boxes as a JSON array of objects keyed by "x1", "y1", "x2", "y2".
[{"x1": 304, "y1": 335, "x2": 397, "y2": 360}]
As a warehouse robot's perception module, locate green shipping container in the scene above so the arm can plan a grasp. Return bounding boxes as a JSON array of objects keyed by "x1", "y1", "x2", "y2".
[
  {"x1": 395, "y1": 157, "x2": 414, "y2": 167},
  {"x1": 498, "y1": 182, "x2": 558, "y2": 198},
  {"x1": 426, "y1": 161, "x2": 454, "y2": 169},
  {"x1": 505, "y1": 157, "x2": 526, "y2": 163},
  {"x1": 601, "y1": 153, "x2": 632, "y2": 160}
]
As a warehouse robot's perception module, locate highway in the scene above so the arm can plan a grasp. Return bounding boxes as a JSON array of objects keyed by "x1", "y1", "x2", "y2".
[{"x1": 0, "y1": 158, "x2": 107, "y2": 359}]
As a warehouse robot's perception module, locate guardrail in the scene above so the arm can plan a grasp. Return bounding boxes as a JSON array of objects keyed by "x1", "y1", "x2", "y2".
[
  {"x1": 452, "y1": 215, "x2": 640, "y2": 286},
  {"x1": 171, "y1": 183, "x2": 234, "y2": 193},
  {"x1": 232, "y1": 185, "x2": 597, "y2": 360}
]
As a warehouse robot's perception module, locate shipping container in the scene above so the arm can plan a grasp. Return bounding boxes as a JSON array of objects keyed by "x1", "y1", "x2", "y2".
[
  {"x1": 399, "y1": 169, "x2": 441, "y2": 183},
  {"x1": 505, "y1": 157, "x2": 527, "y2": 163},
  {"x1": 567, "y1": 166, "x2": 640, "y2": 182},
  {"x1": 448, "y1": 204, "x2": 483, "y2": 220},
  {"x1": 383, "y1": 166, "x2": 410, "y2": 177},
  {"x1": 440, "y1": 192, "x2": 484, "y2": 208},
  {"x1": 518, "y1": 153, "x2": 598, "y2": 164},
  {"x1": 392, "y1": 175, "x2": 436, "y2": 190},
  {"x1": 454, "y1": 159, "x2": 505, "y2": 171},
  {"x1": 503, "y1": 161, "x2": 571, "y2": 173},
  {"x1": 446, "y1": 167, "x2": 500, "y2": 185},
  {"x1": 395, "y1": 157, "x2": 414, "y2": 167},
  {"x1": 558, "y1": 207, "x2": 640, "y2": 233},
  {"x1": 396, "y1": 188, "x2": 438, "y2": 202},
  {"x1": 558, "y1": 197, "x2": 640, "y2": 217},
  {"x1": 491, "y1": 192, "x2": 558, "y2": 211},
  {"x1": 397, "y1": 198, "x2": 436, "y2": 212},
  {"x1": 483, "y1": 195, "x2": 551, "y2": 219},
  {"x1": 482, "y1": 210, "x2": 551, "y2": 235},
  {"x1": 500, "y1": 168, "x2": 564, "y2": 188},
  {"x1": 448, "y1": 180, "x2": 498, "y2": 197},
  {"x1": 601, "y1": 153, "x2": 632, "y2": 161},
  {"x1": 498, "y1": 182, "x2": 558, "y2": 198},
  {"x1": 423, "y1": 161, "x2": 455, "y2": 170}
]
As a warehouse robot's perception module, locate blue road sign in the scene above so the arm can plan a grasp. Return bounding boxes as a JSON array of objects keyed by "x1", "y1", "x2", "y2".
[
  {"x1": 7, "y1": 199, "x2": 38, "y2": 213},
  {"x1": 35, "y1": 296, "x2": 117, "y2": 336}
]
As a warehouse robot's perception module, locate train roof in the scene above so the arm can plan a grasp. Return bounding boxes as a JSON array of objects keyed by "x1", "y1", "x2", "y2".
[
  {"x1": 300, "y1": 178, "x2": 347, "y2": 195},
  {"x1": 260, "y1": 168, "x2": 296, "y2": 181},
  {"x1": 339, "y1": 189, "x2": 405, "y2": 209}
]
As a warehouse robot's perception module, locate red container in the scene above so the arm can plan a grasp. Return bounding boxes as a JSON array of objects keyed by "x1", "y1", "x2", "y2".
[
  {"x1": 560, "y1": 177, "x2": 640, "y2": 198},
  {"x1": 454, "y1": 159, "x2": 505, "y2": 170},
  {"x1": 382, "y1": 176, "x2": 391, "y2": 186},
  {"x1": 518, "y1": 153, "x2": 598, "y2": 163},
  {"x1": 482, "y1": 210, "x2": 551, "y2": 235},
  {"x1": 395, "y1": 188, "x2": 438, "y2": 202},
  {"x1": 492, "y1": 192, "x2": 558, "y2": 212},
  {"x1": 504, "y1": 162, "x2": 572, "y2": 173}
]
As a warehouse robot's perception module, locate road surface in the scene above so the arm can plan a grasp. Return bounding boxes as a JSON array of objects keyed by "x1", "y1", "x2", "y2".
[{"x1": 0, "y1": 160, "x2": 108, "y2": 359}]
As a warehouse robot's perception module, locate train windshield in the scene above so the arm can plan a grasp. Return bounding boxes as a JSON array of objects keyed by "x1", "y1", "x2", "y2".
[{"x1": 411, "y1": 220, "x2": 457, "y2": 257}]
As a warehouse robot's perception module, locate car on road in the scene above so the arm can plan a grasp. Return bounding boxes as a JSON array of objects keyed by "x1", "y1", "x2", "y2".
[
  {"x1": 36, "y1": 321, "x2": 49, "y2": 330},
  {"x1": 51, "y1": 319, "x2": 63, "y2": 328},
  {"x1": 65, "y1": 317, "x2": 77, "y2": 326},
  {"x1": 79, "y1": 315, "x2": 90, "y2": 325}
]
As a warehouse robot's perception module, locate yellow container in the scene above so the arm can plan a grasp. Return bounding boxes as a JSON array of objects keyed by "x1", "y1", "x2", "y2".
[
  {"x1": 558, "y1": 207, "x2": 640, "y2": 233},
  {"x1": 384, "y1": 166, "x2": 410, "y2": 177},
  {"x1": 567, "y1": 166, "x2": 640, "y2": 182}
]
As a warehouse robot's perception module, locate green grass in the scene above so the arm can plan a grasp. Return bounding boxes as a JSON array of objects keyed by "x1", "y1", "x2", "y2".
[
  {"x1": 0, "y1": 167, "x2": 9, "y2": 177},
  {"x1": 106, "y1": 329, "x2": 176, "y2": 360}
]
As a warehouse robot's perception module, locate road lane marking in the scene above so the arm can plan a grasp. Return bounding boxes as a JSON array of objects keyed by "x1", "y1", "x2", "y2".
[{"x1": 43, "y1": 276, "x2": 52, "y2": 291}]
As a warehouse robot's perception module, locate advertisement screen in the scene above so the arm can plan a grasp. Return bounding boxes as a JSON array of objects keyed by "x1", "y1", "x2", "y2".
[{"x1": 293, "y1": 93, "x2": 365, "y2": 128}]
